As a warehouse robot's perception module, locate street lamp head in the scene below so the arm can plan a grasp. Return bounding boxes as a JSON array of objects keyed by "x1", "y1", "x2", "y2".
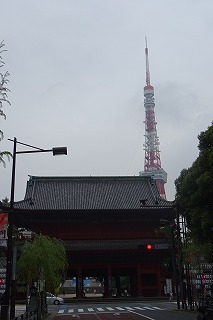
[{"x1": 52, "y1": 147, "x2": 67, "y2": 156}]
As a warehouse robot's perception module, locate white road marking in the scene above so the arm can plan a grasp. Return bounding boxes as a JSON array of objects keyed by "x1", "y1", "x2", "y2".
[
  {"x1": 130, "y1": 310, "x2": 155, "y2": 320},
  {"x1": 57, "y1": 305, "x2": 166, "y2": 314},
  {"x1": 125, "y1": 306, "x2": 135, "y2": 310},
  {"x1": 97, "y1": 307, "x2": 104, "y2": 311},
  {"x1": 58, "y1": 309, "x2": 65, "y2": 313}
]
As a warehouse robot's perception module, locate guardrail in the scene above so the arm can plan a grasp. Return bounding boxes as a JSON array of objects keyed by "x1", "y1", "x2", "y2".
[{"x1": 12, "y1": 309, "x2": 38, "y2": 320}]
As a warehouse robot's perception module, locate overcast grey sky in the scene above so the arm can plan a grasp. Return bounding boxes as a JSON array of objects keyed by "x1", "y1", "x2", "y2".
[{"x1": 0, "y1": 0, "x2": 212, "y2": 202}]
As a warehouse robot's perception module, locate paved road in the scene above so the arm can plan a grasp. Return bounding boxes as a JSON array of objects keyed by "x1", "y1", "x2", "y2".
[{"x1": 14, "y1": 301, "x2": 197, "y2": 320}]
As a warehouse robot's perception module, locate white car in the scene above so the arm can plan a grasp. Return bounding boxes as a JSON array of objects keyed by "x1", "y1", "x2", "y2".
[
  {"x1": 28, "y1": 292, "x2": 64, "y2": 305},
  {"x1": 46, "y1": 292, "x2": 64, "y2": 305}
]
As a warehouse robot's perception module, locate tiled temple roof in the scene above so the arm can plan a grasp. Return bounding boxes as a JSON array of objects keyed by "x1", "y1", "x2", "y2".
[{"x1": 13, "y1": 175, "x2": 173, "y2": 211}]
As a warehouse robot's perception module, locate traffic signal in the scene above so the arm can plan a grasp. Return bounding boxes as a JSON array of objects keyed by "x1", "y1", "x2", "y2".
[
  {"x1": 0, "y1": 279, "x2": 3, "y2": 285},
  {"x1": 138, "y1": 243, "x2": 154, "y2": 251},
  {"x1": 146, "y1": 244, "x2": 152, "y2": 250},
  {"x1": 202, "y1": 274, "x2": 207, "y2": 280}
]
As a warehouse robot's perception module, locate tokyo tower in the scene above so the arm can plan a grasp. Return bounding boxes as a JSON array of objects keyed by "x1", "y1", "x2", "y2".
[{"x1": 139, "y1": 38, "x2": 167, "y2": 199}]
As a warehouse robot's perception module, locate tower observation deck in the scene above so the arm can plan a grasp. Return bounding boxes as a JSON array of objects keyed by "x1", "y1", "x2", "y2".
[{"x1": 139, "y1": 39, "x2": 167, "y2": 199}]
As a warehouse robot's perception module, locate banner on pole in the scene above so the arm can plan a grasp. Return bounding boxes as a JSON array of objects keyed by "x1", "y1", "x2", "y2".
[{"x1": 0, "y1": 213, "x2": 8, "y2": 247}]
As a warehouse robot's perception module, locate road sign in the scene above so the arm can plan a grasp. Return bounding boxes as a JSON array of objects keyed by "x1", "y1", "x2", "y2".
[{"x1": 154, "y1": 243, "x2": 170, "y2": 249}]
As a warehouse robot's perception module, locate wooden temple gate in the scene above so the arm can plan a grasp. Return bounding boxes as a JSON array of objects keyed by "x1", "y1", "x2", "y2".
[{"x1": 12, "y1": 175, "x2": 175, "y2": 298}]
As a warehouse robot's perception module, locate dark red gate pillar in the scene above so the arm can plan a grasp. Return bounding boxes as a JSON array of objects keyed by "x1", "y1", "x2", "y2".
[
  {"x1": 104, "y1": 266, "x2": 112, "y2": 297},
  {"x1": 76, "y1": 266, "x2": 83, "y2": 298},
  {"x1": 137, "y1": 265, "x2": 142, "y2": 296},
  {"x1": 115, "y1": 275, "x2": 121, "y2": 297}
]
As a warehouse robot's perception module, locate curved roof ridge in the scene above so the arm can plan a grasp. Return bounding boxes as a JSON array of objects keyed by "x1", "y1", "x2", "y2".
[{"x1": 13, "y1": 175, "x2": 173, "y2": 210}]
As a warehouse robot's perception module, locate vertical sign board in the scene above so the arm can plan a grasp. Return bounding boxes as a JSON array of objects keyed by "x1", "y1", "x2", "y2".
[
  {"x1": 0, "y1": 213, "x2": 8, "y2": 247},
  {"x1": 166, "y1": 278, "x2": 172, "y2": 294},
  {"x1": 0, "y1": 268, "x2": 6, "y2": 294},
  {"x1": 0, "y1": 214, "x2": 8, "y2": 294}
]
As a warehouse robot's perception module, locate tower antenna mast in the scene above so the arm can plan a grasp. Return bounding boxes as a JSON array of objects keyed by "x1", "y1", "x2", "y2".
[
  {"x1": 139, "y1": 38, "x2": 167, "y2": 199},
  {"x1": 145, "y1": 37, "x2": 150, "y2": 86}
]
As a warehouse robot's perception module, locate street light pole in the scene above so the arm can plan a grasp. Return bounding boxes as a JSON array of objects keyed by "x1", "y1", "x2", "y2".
[
  {"x1": 160, "y1": 218, "x2": 181, "y2": 309},
  {"x1": 0, "y1": 138, "x2": 67, "y2": 320},
  {"x1": 170, "y1": 224, "x2": 181, "y2": 309},
  {"x1": 1, "y1": 138, "x2": 17, "y2": 320}
]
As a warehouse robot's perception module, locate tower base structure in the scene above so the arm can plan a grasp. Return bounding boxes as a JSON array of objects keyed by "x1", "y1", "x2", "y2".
[{"x1": 139, "y1": 168, "x2": 167, "y2": 199}]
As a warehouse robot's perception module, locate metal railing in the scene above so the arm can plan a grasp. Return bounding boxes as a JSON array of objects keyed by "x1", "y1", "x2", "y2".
[
  {"x1": 12, "y1": 309, "x2": 38, "y2": 320},
  {"x1": 11, "y1": 304, "x2": 48, "y2": 320}
]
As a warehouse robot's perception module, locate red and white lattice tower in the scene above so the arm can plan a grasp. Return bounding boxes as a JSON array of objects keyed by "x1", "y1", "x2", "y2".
[{"x1": 139, "y1": 38, "x2": 167, "y2": 199}]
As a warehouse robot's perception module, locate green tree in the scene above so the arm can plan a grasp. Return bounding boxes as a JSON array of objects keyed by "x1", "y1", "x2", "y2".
[
  {"x1": 0, "y1": 40, "x2": 12, "y2": 166},
  {"x1": 17, "y1": 234, "x2": 68, "y2": 292},
  {"x1": 175, "y1": 122, "x2": 213, "y2": 258},
  {"x1": 1, "y1": 197, "x2": 9, "y2": 204}
]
